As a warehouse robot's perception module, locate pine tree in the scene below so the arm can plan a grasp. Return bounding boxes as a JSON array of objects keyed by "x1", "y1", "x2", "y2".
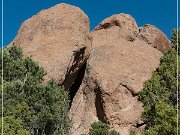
[
  {"x1": 138, "y1": 29, "x2": 180, "y2": 135},
  {"x1": 0, "y1": 46, "x2": 71, "y2": 135}
]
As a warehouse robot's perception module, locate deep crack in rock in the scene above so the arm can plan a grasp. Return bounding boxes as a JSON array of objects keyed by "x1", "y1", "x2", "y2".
[
  {"x1": 69, "y1": 62, "x2": 87, "y2": 107},
  {"x1": 94, "y1": 86, "x2": 108, "y2": 123},
  {"x1": 62, "y1": 47, "x2": 86, "y2": 90}
]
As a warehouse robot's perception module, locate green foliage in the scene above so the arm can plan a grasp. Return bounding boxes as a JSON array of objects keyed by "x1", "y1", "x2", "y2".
[
  {"x1": 1, "y1": 46, "x2": 71, "y2": 135},
  {"x1": 89, "y1": 121, "x2": 109, "y2": 135},
  {"x1": 138, "y1": 29, "x2": 180, "y2": 135},
  {"x1": 129, "y1": 130, "x2": 136, "y2": 135},
  {"x1": 109, "y1": 130, "x2": 120, "y2": 135},
  {"x1": 0, "y1": 116, "x2": 31, "y2": 135},
  {"x1": 171, "y1": 28, "x2": 180, "y2": 55},
  {"x1": 88, "y1": 121, "x2": 120, "y2": 135}
]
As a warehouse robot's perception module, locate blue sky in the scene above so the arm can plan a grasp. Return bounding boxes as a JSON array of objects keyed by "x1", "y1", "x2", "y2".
[{"x1": 1, "y1": 0, "x2": 177, "y2": 46}]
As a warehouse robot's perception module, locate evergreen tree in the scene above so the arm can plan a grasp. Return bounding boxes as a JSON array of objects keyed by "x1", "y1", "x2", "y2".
[
  {"x1": 0, "y1": 46, "x2": 71, "y2": 135},
  {"x1": 171, "y1": 28, "x2": 180, "y2": 55},
  {"x1": 138, "y1": 29, "x2": 180, "y2": 135}
]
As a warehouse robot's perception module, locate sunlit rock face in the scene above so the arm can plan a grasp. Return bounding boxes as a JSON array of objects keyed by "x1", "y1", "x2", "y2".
[{"x1": 10, "y1": 3, "x2": 171, "y2": 135}]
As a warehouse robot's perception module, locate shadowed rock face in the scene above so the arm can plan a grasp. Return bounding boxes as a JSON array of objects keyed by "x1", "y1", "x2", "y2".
[{"x1": 9, "y1": 3, "x2": 172, "y2": 135}]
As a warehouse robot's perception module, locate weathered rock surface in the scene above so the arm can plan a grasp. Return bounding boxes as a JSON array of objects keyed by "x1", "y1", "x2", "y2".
[
  {"x1": 94, "y1": 14, "x2": 139, "y2": 41},
  {"x1": 138, "y1": 24, "x2": 171, "y2": 53},
  {"x1": 9, "y1": 3, "x2": 172, "y2": 135},
  {"x1": 70, "y1": 14, "x2": 164, "y2": 135},
  {"x1": 10, "y1": 3, "x2": 91, "y2": 90}
]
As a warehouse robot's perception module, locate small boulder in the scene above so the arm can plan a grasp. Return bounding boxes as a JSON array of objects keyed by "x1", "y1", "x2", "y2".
[
  {"x1": 93, "y1": 14, "x2": 139, "y2": 41},
  {"x1": 138, "y1": 24, "x2": 171, "y2": 53}
]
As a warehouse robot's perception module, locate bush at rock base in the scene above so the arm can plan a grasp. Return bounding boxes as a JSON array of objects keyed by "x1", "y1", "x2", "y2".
[{"x1": 81, "y1": 121, "x2": 120, "y2": 135}]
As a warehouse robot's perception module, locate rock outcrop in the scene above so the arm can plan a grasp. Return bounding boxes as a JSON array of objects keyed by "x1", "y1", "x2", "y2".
[
  {"x1": 70, "y1": 14, "x2": 170, "y2": 135},
  {"x1": 10, "y1": 3, "x2": 91, "y2": 90},
  {"x1": 9, "y1": 3, "x2": 172, "y2": 135}
]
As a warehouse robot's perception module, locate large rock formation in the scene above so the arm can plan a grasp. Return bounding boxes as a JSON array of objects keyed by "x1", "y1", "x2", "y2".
[
  {"x1": 9, "y1": 3, "x2": 172, "y2": 135},
  {"x1": 70, "y1": 14, "x2": 170, "y2": 135},
  {"x1": 10, "y1": 3, "x2": 91, "y2": 90}
]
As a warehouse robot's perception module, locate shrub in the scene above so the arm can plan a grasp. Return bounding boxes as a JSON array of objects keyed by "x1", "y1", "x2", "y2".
[{"x1": 88, "y1": 121, "x2": 120, "y2": 135}]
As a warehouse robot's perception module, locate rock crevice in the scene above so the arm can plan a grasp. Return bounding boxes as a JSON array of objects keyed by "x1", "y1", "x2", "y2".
[
  {"x1": 62, "y1": 46, "x2": 87, "y2": 90},
  {"x1": 68, "y1": 62, "x2": 87, "y2": 106},
  {"x1": 94, "y1": 85, "x2": 108, "y2": 123},
  {"x1": 94, "y1": 20, "x2": 121, "y2": 31},
  {"x1": 119, "y1": 83, "x2": 137, "y2": 97}
]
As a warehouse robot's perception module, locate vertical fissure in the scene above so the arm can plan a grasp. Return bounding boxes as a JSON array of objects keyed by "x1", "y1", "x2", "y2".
[
  {"x1": 95, "y1": 86, "x2": 108, "y2": 123},
  {"x1": 68, "y1": 62, "x2": 87, "y2": 107}
]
